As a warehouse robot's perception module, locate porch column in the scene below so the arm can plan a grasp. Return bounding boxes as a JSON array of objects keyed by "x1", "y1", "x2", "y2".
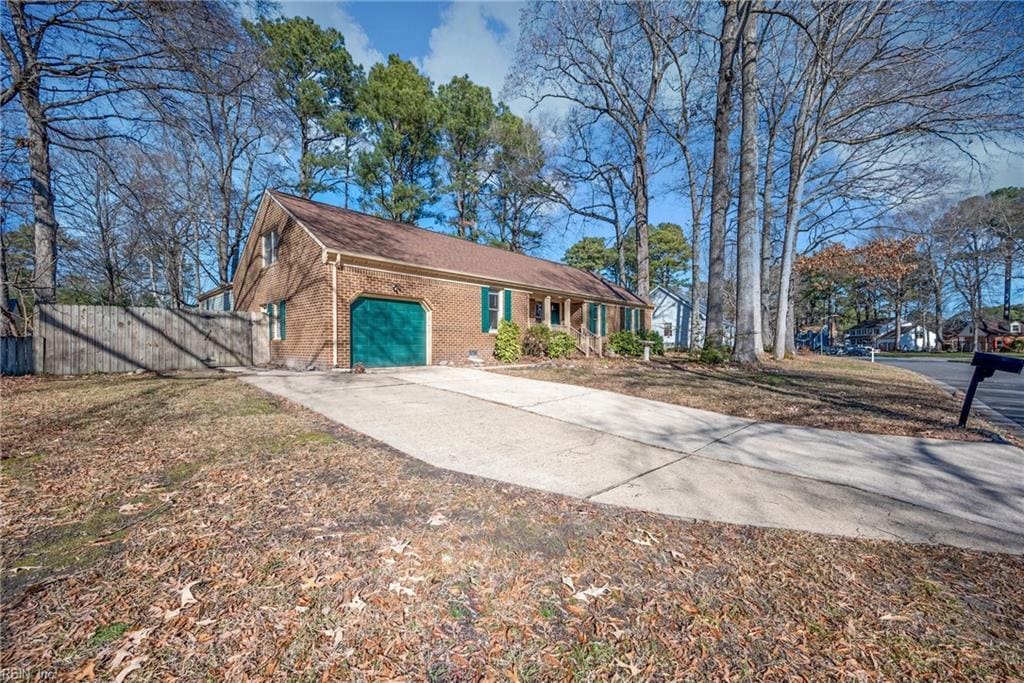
[
  {"x1": 543, "y1": 295, "x2": 551, "y2": 327},
  {"x1": 565, "y1": 298, "x2": 571, "y2": 328}
]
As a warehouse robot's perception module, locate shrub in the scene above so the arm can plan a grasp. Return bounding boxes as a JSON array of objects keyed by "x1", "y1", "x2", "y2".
[
  {"x1": 609, "y1": 330, "x2": 644, "y2": 357},
  {"x1": 522, "y1": 325, "x2": 552, "y2": 357},
  {"x1": 698, "y1": 344, "x2": 729, "y2": 365},
  {"x1": 547, "y1": 331, "x2": 575, "y2": 359},
  {"x1": 494, "y1": 320, "x2": 522, "y2": 363},
  {"x1": 639, "y1": 329, "x2": 665, "y2": 355},
  {"x1": 1010, "y1": 338, "x2": 1024, "y2": 353}
]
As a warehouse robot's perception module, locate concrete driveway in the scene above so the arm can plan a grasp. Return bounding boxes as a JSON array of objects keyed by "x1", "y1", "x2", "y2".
[{"x1": 241, "y1": 366, "x2": 1024, "y2": 553}]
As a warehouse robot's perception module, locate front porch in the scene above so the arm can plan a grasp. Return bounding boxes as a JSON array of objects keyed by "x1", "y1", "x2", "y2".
[{"x1": 527, "y1": 294, "x2": 617, "y2": 357}]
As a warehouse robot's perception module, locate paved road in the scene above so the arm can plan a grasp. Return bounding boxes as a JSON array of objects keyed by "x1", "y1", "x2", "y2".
[
  {"x1": 242, "y1": 366, "x2": 1024, "y2": 553},
  {"x1": 877, "y1": 358, "x2": 1024, "y2": 432}
]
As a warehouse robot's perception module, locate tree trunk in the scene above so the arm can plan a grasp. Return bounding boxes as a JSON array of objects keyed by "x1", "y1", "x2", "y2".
[
  {"x1": 772, "y1": 84, "x2": 815, "y2": 360},
  {"x1": 732, "y1": 1, "x2": 761, "y2": 363},
  {"x1": 0, "y1": 231, "x2": 15, "y2": 336},
  {"x1": 633, "y1": 124, "x2": 650, "y2": 299},
  {"x1": 1004, "y1": 248, "x2": 1012, "y2": 321},
  {"x1": 705, "y1": 0, "x2": 739, "y2": 348},
  {"x1": 972, "y1": 287, "x2": 981, "y2": 351},
  {"x1": 21, "y1": 86, "x2": 59, "y2": 304},
  {"x1": 616, "y1": 221, "x2": 627, "y2": 288},
  {"x1": 760, "y1": 125, "x2": 778, "y2": 349},
  {"x1": 299, "y1": 128, "x2": 312, "y2": 198},
  {"x1": 687, "y1": 175, "x2": 703, "y2": 349},
  {"x1": 894, "y1": 300, "x2": 903, "y2": 352}
]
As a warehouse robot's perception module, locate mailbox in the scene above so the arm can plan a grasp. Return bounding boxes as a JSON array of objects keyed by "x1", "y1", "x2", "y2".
[{"x1": 958, "y1": 352, "x2": 1024, "y2": 428}]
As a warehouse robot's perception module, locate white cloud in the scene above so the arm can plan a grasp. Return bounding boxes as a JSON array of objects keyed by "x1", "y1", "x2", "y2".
[
  {"x1": 416, "y1": 3, "x2": 531, "y2": 114},
  {"x1": 958, "y1": 137, "x2": 1024, "y2": 195},
  {"x1": 279, "y1": 1, "x2": 383, "y2": 71}
]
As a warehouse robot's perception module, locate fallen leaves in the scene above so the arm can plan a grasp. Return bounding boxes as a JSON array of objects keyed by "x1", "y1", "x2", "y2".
[
  {"x1": 112, "y1": 656, "x2": 147, "y2": 683},
  {"x1": 426, "y1": 511, "x2": 449, "y2": 526},
  {"x1": 572, "y1": 584, "x2": 612, "y2": 603},
  {"x1": 178, "y1": 579, "x2": 202, "y2": 608},
  {"x1": 3, "y1": 373, "x2": 1024, "y2": 681}
]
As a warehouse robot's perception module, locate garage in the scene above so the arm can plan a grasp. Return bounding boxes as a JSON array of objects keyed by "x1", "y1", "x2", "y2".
[{"x1": 350, "y1": 297, "x2": 427, "y2": 368}]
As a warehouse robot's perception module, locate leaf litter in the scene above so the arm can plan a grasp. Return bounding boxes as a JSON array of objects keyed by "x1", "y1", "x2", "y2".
[{"x1": 2, "y1": 373, "x2": 1023, "y2": 681}]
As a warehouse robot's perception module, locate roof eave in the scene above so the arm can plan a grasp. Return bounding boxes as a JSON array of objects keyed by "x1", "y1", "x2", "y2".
[{"x1": 324, "y1": 247, "x2": 649, "y2": 308}]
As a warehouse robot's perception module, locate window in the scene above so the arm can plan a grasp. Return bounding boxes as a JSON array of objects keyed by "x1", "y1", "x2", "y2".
[
  {"x1": 266, "y1": 300, "x2": 286, "y2": 340},
  {"x1": 663, "y1": 323, "x2": 673, "y2": 338},
  {"x1": 1011, "y1": 322, "x2": 1021, "y2": 334},
  {"x1": 534, "y1": 301, "x2": 544, "y2": 323},
  {"x1": 488, "y1": 288, "x2": 500, "y2": 332},
  {"x1": 262, "y1": 230, "x2": 279, "y2": 267}
]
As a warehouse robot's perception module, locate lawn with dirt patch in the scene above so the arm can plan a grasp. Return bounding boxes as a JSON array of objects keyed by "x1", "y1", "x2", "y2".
[
  {"x1": 497, "y1": 354, "x2": 1021, "y2": 446},
  {"x1": 2, "y1": 373, "x2": 1023, "y2": 680}
]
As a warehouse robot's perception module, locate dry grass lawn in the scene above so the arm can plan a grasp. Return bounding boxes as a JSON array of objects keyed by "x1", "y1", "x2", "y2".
[
  {"x1": 2, "y1": 373, "x2": 1023, "y2": 680},
  {"x1": 498, "y1": 354, "x2": 1020, "y2": 446}
]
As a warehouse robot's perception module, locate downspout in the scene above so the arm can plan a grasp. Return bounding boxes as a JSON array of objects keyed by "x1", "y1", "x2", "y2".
[{"x1": 332, "y1": 261, "x2": 338, "y2": 367}]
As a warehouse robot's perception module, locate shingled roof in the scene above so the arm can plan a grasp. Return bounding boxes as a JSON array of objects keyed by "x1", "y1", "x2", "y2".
[{"x1": 268, "y1": 190, "x2": 646, "y2": 306}]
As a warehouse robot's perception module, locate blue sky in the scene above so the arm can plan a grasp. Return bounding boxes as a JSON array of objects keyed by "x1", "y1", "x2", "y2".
[{"x1": 278, "y1": 1, "x2": 1024, "y2": 265}]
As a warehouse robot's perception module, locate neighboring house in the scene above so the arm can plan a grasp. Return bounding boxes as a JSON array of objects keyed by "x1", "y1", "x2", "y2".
[
  {"x1": 875, "y1": 323, "x2": 938, "y2": 351},
  {"x1": 230, "y1": 190, "x2": 650, "y2": 369},
  {"x1": 954, "y1": 318, "x2": 1024, "y2": 352},
  {"x1": 795, "y1": 325, "x2": 830, "y2": 351},
  {"x1": 843, "y1": 318, "x2": 894, "y2": 348},
  {"x1": 197, "y1": 284, "x2": 233, "y2": 312},
  {"x1": 651, "y1": 286, "x2": 705, "y2": 349}
]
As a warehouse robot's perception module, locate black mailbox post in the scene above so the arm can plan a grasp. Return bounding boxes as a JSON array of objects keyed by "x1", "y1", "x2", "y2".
[{"x1": 958, "y1": 352, "x2": 1024, "y2": 427}]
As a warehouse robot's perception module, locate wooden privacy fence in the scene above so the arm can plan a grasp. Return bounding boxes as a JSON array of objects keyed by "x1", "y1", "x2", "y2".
[
  {"x1": 33, "y1": 304, "x2": 270, "y2": 375},
  {"x1": 1, "y1": 336, "x2": 33, "y2": 375}
]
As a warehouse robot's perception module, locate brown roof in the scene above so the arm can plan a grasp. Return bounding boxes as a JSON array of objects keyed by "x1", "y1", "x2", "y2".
[{"x1": 268, "y1": 190, "x2": 646, "y2": 306}]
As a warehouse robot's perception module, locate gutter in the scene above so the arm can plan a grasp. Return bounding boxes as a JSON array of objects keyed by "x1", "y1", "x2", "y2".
[{"x1": 323, "y1": 251, "x2": 341, "y2": 367}]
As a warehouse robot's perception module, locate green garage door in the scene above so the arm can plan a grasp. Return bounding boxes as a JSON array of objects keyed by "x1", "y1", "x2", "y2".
[{"x1": 350, "y1": 297, "x2": 427, "y2": 368}]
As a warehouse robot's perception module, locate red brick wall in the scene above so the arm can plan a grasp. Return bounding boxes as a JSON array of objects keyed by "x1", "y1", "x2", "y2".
[
  {"x1": 232, "y1": 200, "x2": 332, "y2": 369},
  {"x1": 336, "y1": 260, "x2": 530, "y2": 367},
  {"x1": 232, "y1": 197, "x2": 652, "y2": 369}
]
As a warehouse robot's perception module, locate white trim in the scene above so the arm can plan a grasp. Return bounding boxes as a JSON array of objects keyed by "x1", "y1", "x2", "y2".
[
  {"x1": 349, "y1": 294, "x2": 432, "y2": 367},
  {"x1": 331, "y1": 263, "x2": 338, "y2": 367},
  {"x1": 261, "y1": 229, "x2": 280, "y2": 267},
  {"x1": 267, "y1": 191, "x2": 329, "y2": 251},
  {"x1": 487, "y1": 286, "x2": 502, "y2": 334}
]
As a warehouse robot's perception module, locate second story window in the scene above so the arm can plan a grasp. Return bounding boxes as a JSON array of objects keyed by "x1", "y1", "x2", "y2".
[{"x1": 262, "y1": 230, "x2": 279, "y2": 267}]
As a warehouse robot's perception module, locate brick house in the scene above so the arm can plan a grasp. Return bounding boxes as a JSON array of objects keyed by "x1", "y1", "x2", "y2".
[
  {"x1": 953, "y1": 318, "x2": 1024, "y2": 352},
  {"x1": 230, "y1": 190, "x2": 650, "y2": 369}
]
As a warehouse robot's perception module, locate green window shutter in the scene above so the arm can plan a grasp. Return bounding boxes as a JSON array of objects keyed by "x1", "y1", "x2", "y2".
[
  {"x1": 600, "y1": 304, "x2": 607, "y2": 336},
  {"x1": 625, "y1": 307, "x2": 632, "y2": 332},
  {"x1": 634, "y1": 308, "x2": 640, "y2": 332},
  {"x1": 278, "y1": 300, "x2": 286, "y2": 340},
  {"x1": 481, "y1": 286, "x2": 489, "y2": 332},
  {"x1": 503, "y1": 289, "x2": 512, "y2": 322}
]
